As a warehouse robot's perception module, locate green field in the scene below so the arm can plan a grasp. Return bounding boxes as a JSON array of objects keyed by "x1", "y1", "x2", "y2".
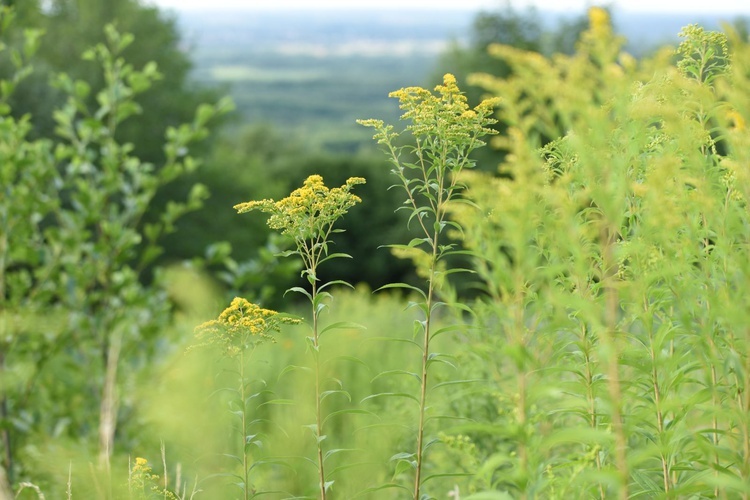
[{"x1": 7, "y1": 5, "x2": 750, "y2": 500}]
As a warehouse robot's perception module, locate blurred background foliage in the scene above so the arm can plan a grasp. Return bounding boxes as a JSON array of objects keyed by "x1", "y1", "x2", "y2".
[
  {"x1": 3, "y1": 0, "x2": 750, "y2": 497},
  {"x1": 3, "y1": 0, "x2": 738, "y2": 296}
]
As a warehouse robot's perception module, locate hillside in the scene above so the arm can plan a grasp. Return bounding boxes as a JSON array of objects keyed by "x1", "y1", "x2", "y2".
[{"x1": 174, "y1": 7, "x2": 748, "y2": 151}]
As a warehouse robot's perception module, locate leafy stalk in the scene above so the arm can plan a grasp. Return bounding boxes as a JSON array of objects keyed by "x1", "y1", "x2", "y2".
[
  {"x1": 601, "y1": 226, "x2": 629, "y2": 500},
  {"x1": 360, "y1": 74, "x2": 498, "y2": 498},
  {"x1": 193, "y1": 297, "x2": 299, "y2": 497},
  {"x1": 235, "y1": 175, "x2": 365, "y2": 498}
]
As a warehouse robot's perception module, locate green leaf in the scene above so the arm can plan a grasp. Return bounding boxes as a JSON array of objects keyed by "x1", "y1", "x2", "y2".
[
  {"x1": 463, "y1": 493, "x2": 514, "y2": 500},
  {"x1": 366, "y1": 336, "x2": 423, "y2": 351},
  {"x1": 320, "y1": 390, "x2": 351, "y2": 403},
  {"x1": 426, "y1": 352, "x2": 457, "y2": 370},
  {"x1": 327, "y1": 461, "x2": 377, "y2": 477},
  {"x1": 430, "y1": 324, "x2": 467, "y2": 340},
  {"x1": 277, "y1": 365, "x2": 312, "y2": 381},
  {"x1": 361, "y1": 392, "x2": 419, "y2": 405},
  {"x1": 275, "y1": 249, "x2": 299, "y2": 258},
  {"x1": 353, "y1": 483, "x2": 411, "y2": 497},
  {"x1": 320, "y1": 321, "x2": 366, "y2": 337},
  {"x1": 375, "y1": 282, "x2": 427, "y2": 299},
  {"x1": 323, "y1": 355, "x2": 369, "y2": 370},
  {"x1": 257, "y1": 399, "x2": 296, "y2": 408},
  {"x1": 222, "y1": 453, "x2": 243, "y2": 465},
  {"x1": 319, "y1": 252, "x2": 353, "y2": 265},
  {"x1": 323, "y1": 448, "x2": 358, "y2": 462},
  {"x1": 370, "y1": 370, "x2": 421, "y2": 384},
  {"x1": 284, "y1": 286, "x2": 312, "y2": 301},
  {"x1": 393, "y1": 458, "x2": 416, "y2": 477},
  {"x1": 323, "y1": 408, "x2": 378, "y2": 426},
  {"x1": 318, "y1": 280, "x2": 355, "y2": 292},
  {"x1": 421, "y1": 472, "x2": 474, "y2": 484},
  {"x1": 430, "y1": 379, "x2": 483, "y2": 391}
]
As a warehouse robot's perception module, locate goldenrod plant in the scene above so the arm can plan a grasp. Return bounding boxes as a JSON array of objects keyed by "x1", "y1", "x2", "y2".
[
  {"x1": 192, "y1": 298, "x2": 299, "y2": 499},
  {"x1": 235, "y1": 175, "x2": 365, "y2": 499},
  {"x1": 359, "y1": 74, "x2": 499, "y2": 499},
  {"x1": 447, "y1": 7, "x2": 750, "y2": 499},
  {"x1": 128, "y1": 457, "x2": 178, "y2": 500},
  {"x1": 7, "y1": 2, "x2": 750, "y2": 498}
]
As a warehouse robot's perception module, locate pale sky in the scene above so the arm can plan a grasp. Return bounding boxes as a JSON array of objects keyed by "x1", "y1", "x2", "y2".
[{"x1": 148, "y1": 0, "x2": 750, "y2": 14}]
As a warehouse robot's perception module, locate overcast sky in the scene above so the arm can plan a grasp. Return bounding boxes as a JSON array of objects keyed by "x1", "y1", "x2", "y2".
[{"x1": 147, "y1": 0, "x2": 750, "y2": 14}]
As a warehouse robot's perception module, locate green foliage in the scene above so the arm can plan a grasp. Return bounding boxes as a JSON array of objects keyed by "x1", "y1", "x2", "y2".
[
  {"x1": 163, "y1": 125, "x2": 415, "y2": 302},
  {"x1": 190, "y1": 299, "x2": 299, "y2": 499},
  {"x1": 0, "y1": 9, "x2": 228, "y2": 494},
  {"x1": 7, "y1": 4, "x2": 750, "y2": 500},
  {"x1": 360, "y1": 73, "x2": 499, "y2": 498},
  {"x1": 7, "y1": 0, "x2": 221, "y2": 162},
  {"x1": 234, "y1": 175, "x2": 365, "y2": 499},
  {"x1": 434, "y1": 4, "x2": 588, "y2": 170},
  {"x1": 0, "y1": 0, "x2": 226, "y2": 284},
  {"x1": 449, "y1": 9, "x2": 750, "y2": 499}
]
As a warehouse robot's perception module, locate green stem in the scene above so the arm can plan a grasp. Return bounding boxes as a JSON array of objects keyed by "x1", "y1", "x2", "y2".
[
  {"x1": 413, "y1": 229, "x2": 438, "y2": 500},
  {"x1": 311, "y1": 276, "x2": 326, "y2": 500},
  {"x1": 744, "y1": 387, "x2": 750, "y2": 500},
  {"x1": 0, "y1": 226, "x2": 11, "y2": 485},
  {"x1": 240, "y1": 349, "x2": 249, "y2": 500},
  {"x1": 648, "y1": 325, "x2": 670, "y2": 495},
  {"x1": 513, "y1": 271, "x2": 528, "y2": 500},
  {"x1": 588, "y1": 361, "x2": 606, "y2": 499},
  {"x1": 0, "y1": 349, "x2": 10, "y2": 486},
  {"x1": 601, "y1": 225, "x2": 628, "y2": 500}
]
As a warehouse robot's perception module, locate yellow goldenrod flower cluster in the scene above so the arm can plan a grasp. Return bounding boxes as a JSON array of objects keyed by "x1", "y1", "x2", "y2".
[
  {"x1": 676, "y1": 24, "x2": 729, "y2": 83},
  {"x1": 727, "y1": 109, "x2": 746, "y2": 131},
  {"x1": 367, "y1": 73, "x2": 500, "y2": 142},
  {"x1": 129, "y1": 457, "x2": 179, "y2": 499},
  {"x1": 193, "y1": 297, "x2": 300, "y2": 357},
  {"x1": 129, "y1": 457, "x2": 158, "y2": 493},
  {"x1": 234, "y1": 175, "x2": 365, "y2": 244},
  {"x1": 588, "y1": 7, "x2": 611, "y2": 37}
]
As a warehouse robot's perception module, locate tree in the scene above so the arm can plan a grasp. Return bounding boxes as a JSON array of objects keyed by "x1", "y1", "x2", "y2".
[
  {"x1": 0, "y1": 10, "x2": 230, "y2": 488},
  {"x1": 5, "y1": 0, "x2": 221, "y2": 162}
]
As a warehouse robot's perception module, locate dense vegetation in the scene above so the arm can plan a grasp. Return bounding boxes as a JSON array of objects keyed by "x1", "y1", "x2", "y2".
[{"x1": 3, "y1": 2, "x2": 750, "y2": 499}]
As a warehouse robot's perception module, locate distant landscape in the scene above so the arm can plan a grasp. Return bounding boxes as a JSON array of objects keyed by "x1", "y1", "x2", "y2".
[
  {"x1": 7, "y1": 2, "x2": 750, "y2": 497},
  {"x1": 173, "y1": 7, "x2": 748, "y2": 151}
]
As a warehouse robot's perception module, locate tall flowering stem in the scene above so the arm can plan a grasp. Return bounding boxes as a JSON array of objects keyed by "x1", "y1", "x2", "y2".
[
  {"x1": 194, "y1": 298, "x2": 299, "y2": 499},
  {"x1": 235, "y1": 175, "x2": 365, "y2": 499},
  {"x1": 359, "y1": 74, "x2": 499, "y2": 499}
]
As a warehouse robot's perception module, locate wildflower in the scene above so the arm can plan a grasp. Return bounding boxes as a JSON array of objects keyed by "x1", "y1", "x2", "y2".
[
  {"x1": 129, "y1": 456, "x2": 179, "y2": 500},
  {"x1": 727, "y1": 110, "x2": 746, "y2": 131},
  {"x1": 129, "y1": 457, "x2": 158, "y2": 493},
  {"x1": 588, "y1": 7, "x2": 610, "y2": 37},
  {"x1": 676, "y1": 25, "x2": 729, "y2": 83},
  {"x1": 193, "y1": 297, "x2": 300, "y2": 357},
  {"x1": 363, "y1": 73, "x2": 499, "y2": 146},
  {"x1": 234, "y1": 175, "x2": 365, "y2": 252}
]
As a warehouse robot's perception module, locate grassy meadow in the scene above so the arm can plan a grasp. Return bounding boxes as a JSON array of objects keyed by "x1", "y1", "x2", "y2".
[{"x1": 4, "y1": 4, "x2": 750, "y2": 500}]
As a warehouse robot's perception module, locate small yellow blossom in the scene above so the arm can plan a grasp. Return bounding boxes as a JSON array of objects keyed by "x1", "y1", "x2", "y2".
[
  {"x1": 193, "y1": 297, "x2": 300, "y2": 357},
  {"x1": 129, "y1": 456, "x2": 178, "y2": 499},
  {"x1": 365, "y1": 73, "x2": 499, "y2": 143},
  {"x1": 588, "y1": 7, "x2": 610, "y2": 36},
  {"x1": 234, "y1": 175, "x2": 365, "y2": 245},
  {"x1": 727, "y1": 110, "x2": 746, "y2": 131}
]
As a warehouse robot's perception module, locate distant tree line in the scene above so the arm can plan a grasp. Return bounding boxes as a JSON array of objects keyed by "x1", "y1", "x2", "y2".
[{"x1": 1, "y1": 0, "x2": 600, "y2": 301}]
